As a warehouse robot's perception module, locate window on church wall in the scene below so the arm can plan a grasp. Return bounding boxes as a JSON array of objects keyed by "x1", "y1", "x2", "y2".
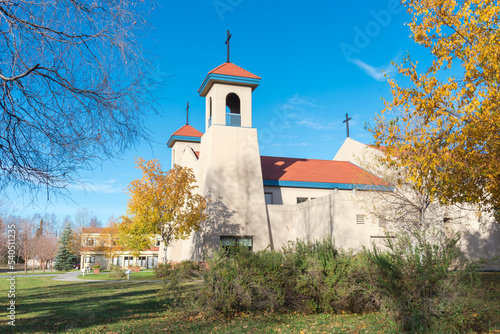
[
  {"x1": 225, "y1": 93, "x2": 241, "y2": 126},
  {"x1": 356, "y1": 214, "x2": 366, "y2": 224},
  {"x1": 265, "y1": 192, "x2": 273, "y2": 205},
  {"x1": 220, "y1": 236, "x2": 253, "y2": 254}
]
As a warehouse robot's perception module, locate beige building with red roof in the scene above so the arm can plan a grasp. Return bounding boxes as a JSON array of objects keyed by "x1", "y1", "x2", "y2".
[
  {"x1": 80, "y1": 227, "x2": 160, "y2": 270},
  {"x1": 163, "y1": 61, "x2": 499, "y2": 270},
  {"x1": 164, "y1": 61, "x2": 402, "y2": 262}
]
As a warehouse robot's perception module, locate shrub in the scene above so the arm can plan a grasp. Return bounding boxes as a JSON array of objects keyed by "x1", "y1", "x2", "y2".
[
  {"x1": 154, "y1": 262, "x2": 173, "y2": 279},
  {"x1": 196, "y1": 238, "x2": 380, "y2": 316},
  {"x1": 108, "y1": 265, "x2": 126, "y2": 279},
  {"x1": 284, "y1": 239, "x2": 380, "y2": 313},
  {"x1": 155, "y1": 261, "x2": 201, "y2": 280},
  {"x1": 369, "y1": 230, "x2": 491, "y2": 333}
]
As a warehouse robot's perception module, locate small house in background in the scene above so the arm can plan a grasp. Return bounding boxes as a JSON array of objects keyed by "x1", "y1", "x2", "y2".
[{"x1": 80, "y1": 227, "x2": 160, "y2": 269}]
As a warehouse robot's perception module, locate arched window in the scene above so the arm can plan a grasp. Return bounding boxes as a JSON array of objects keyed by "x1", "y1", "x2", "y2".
[{"x1": 226, "y1": 93, "x2": 241, "y2": 126}]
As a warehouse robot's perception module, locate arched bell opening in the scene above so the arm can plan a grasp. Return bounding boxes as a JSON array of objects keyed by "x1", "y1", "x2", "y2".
[{"x1": 225, "y1": 93, "x2": 241, "y2": 126}]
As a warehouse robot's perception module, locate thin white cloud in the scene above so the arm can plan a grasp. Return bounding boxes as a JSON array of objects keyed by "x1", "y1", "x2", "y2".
[
  {"x1": 350, "y1": 51, "x2": 402, "y2": 82},
  {"x1": 68, "y1": 179, "x2": 125, "y2": 194},
  {"x1": 296, "y1": 119, "x2": 338, "y2": 131},
  {"x1": 278, "y1": 93, "x2": 320, "y2": 112}
]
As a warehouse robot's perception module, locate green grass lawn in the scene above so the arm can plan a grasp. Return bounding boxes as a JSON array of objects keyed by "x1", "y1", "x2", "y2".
[
  {"x1": 0, "y1": 272, "x2": 498, "y2": 333},
  {"x1": 77, "y1": 270, "x2": 159, "y2": 281}
]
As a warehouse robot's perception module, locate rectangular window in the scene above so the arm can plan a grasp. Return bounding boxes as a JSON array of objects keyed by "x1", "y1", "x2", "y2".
[
  {"x1": 85, "y1": 256, "x2": 95, "y2": 263},
  {"x1": 297, "y1": 197, "x2": 308, "y2": 204},
  {"x1": 112, "y1": 257, "x2": 123, "y2": 267},
  {"x1": 86, "y1": 238, "x2": 95, "y2": 246},
  {"x1": 123, "y1": 256, "x2": 133, "y2": 267},
  {"x1": 220, "y1": 236, "x2": 253, "y2": 252},
  {"x1": 156, "y1": 239, "x2": 161, "y2": 247},
  {"x1": 356, "y1": 214, "x2": 366, "y2": 224},
  {"x1": 265, "y1": 192, "x2": 273, "y2": 205},
  {"x1": 145, "y1": 256, "x2": 159, "y2": 269},
  {"x1": 137, "y1": 256, "x2": 146, "y2": 267}
]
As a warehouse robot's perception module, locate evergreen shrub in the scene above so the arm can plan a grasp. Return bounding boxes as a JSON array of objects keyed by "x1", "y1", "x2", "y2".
[
  {"x1": 109, "y1": 265, "x2": 126, "y2": 279},
  {"x1": 196, "y1": 238, "x2": 380, "y2": 316},
  {"x1": 369, "y1": 231, "x2": 491, "y2": 333}
]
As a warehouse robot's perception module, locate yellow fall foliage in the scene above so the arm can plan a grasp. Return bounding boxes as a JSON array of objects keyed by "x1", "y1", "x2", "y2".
[
  {"x1": 120, "y1": 158, "x2": 208, "y2": 254},
  {"x1": 372, "y1": 0, "x2": 500, "y2": 216}
]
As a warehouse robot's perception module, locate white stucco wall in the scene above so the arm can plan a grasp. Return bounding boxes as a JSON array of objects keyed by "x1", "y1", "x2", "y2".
[
  {"x1": 171, "y1": 141, "x2": 200, "y2": 168},
  {"x1": 266, "y1": 190, "x2": 383, "y2": 251},
  {"x1": 196, "y1": 125, "x2": 269, "y2": 251},
  {"x1": 335, "y1": 137, "x2": 500, "y2": 270}
]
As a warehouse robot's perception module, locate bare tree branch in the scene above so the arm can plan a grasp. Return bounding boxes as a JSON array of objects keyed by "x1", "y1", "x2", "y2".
[{"x1": 0, "y1": 0, "x2": 160, "y2": 200}]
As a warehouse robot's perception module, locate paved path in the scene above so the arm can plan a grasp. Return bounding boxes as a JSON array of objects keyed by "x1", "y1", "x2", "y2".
[
  {"x1": 3, "y1": 271, "x2": 161, "y2": 283},
  {"x1": 0, "y1": 273, "x2": 59, "y2": 277}
]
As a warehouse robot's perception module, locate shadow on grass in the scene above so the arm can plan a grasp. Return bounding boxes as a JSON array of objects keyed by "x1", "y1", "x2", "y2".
[{"x1": 6, "y1": 280, "x2": 165, "y2": 333}]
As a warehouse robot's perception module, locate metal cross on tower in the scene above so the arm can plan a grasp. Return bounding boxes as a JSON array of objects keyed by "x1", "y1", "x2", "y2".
[
  {"x1": 343, "y1": 113, "x2": 352, "y2": 138},
  {"x1": 186, "y1": 102, "x2": 189, "y2": 125},
  {"x1": 225, "y1": 30, "x2": 232, "y2": 63}
]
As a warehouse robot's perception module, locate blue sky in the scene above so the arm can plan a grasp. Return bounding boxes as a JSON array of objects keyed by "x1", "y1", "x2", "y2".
[{"x1": 9, "y1": 0, "x2": 434, "y2": 227}]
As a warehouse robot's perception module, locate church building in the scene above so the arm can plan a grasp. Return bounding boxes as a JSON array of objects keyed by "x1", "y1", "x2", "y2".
[
  {"x1": 164, "y1": 60, "x2": 499, "y2": 270},
  {"x1": 165, "y1": 61, "x2": 396, "y2": 261}
]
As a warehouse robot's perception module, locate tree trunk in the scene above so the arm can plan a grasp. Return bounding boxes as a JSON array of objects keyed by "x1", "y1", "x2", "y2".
[{"x1": 24, "y1": 248, "x2": 28, "y2": 274}]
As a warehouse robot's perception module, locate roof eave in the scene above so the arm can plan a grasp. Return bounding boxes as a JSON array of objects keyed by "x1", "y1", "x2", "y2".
[
  {"x1": 167, "y1": 135, "x2": 202, "y2": 148},
  {"x1": 198, "y1": 73, "x2": 261, "y2": 97},
  {"x1": 263, "y1": 180, "x2": 392, "y2": 191}
]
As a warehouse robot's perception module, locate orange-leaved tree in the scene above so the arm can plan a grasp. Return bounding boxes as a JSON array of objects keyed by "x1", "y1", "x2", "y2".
[
  {"x1": 121, "y1": 158, "x2": 207, "y2": 262},
  {"x1": 95, "y1": 217, "x2": 124, "y2": 265},
  {"x1": 371, "y1": 0, "x2": 500, "y2": 217}
]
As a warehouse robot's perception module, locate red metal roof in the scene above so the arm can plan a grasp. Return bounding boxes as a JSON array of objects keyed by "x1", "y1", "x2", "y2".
[
  {"x1": 171, "y1": 124, "x2": 203, "y2": 138},
  {"x1": 208, "y1": 62, "x2": 261, "y2": 79},
  {"x1": 261, "y1": 156, "x2": 389, "y2": 186}
]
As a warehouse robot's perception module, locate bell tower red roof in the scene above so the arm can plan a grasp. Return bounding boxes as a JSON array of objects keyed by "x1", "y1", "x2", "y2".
[
  {"x1": 208, "y1": 62, "x2": 261, "y2": 79},
  {"x1": 198, "y1": 62, "x2": 261, "y2": 97},
  {"x1": 167, "y1": 124, "x2": 203, "y2": 148}
]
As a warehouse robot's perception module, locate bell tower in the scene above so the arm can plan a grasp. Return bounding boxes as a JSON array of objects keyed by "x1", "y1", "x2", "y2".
[
  {"x1": 196, "y1": 61, "x2": 270, "y2": 252},
  {"x1": 198, "y1": 62, "x2": 260, "y2": 130}
]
